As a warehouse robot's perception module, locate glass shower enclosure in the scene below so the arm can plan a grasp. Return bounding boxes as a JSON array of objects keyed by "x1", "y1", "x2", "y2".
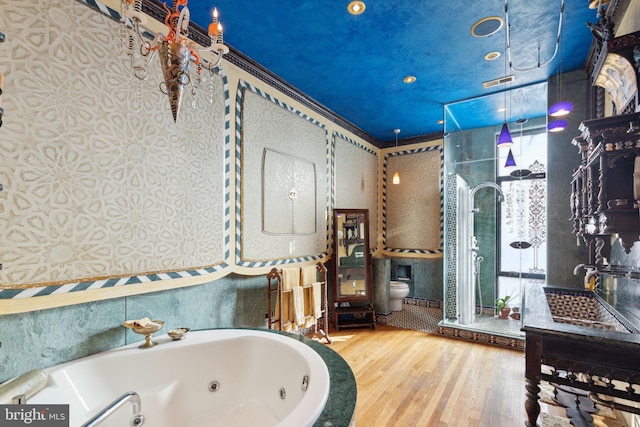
[{"x1": 442, "y1": 82, "x2": 548, "y2": 337}]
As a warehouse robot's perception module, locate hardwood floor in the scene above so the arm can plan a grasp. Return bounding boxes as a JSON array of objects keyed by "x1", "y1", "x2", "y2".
[{"x1": 326, "y1": 325, "x2": 529, "y2": 427}]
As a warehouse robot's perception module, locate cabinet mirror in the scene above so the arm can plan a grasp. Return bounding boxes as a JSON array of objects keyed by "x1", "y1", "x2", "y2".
[{"x1": 333, "y1": 209, "x2": 371, "y2": 302}]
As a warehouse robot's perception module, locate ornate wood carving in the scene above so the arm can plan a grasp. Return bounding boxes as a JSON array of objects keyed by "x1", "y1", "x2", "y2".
[
  {"x1": 571, "y1": 112, "x2": 640, "y2": 260},
  {"x1": 522, "y1": 285, "x2": 640, "y2": 427}
]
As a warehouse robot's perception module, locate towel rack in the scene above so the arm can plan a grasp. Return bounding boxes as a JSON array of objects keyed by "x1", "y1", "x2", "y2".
[{"x1": 267, "y1": 263, "x2": 331, "y2": 344}]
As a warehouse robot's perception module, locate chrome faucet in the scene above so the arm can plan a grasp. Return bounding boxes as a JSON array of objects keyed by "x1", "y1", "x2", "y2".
[
  {"x1": 574, "y1": 263, "x2": 599, "y2": 290},
  {"x1": 81, "y1": 391, "x2": 144, "y2": 427},
  {"x1": 573, "y1": 263, "x2": 586, "y2": 275}
]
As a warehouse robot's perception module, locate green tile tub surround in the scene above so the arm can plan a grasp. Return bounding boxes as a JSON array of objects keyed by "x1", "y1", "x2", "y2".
[
  {"x1": 0, "y1": 298, "x2": 126, "y2": 383},
  {"x1": 123, "y1": 273, "x2": 268, "y2": 342},
  {"x1": 0, "y1": 274, "x2": 269, "y2": 383}
]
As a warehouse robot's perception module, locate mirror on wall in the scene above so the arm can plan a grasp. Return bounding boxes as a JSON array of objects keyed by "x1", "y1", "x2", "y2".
[{"x1": 334, "y1": 209, "x2": 371, "y2": 301}]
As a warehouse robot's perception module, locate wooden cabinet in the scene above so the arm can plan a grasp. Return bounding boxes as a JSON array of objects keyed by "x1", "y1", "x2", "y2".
[
  {"x1": 571, "y1": 112, "x2": 640, "y2": 264},
  {"x1": 332, "y1": 209, "x2": 375, "y2": 330}
]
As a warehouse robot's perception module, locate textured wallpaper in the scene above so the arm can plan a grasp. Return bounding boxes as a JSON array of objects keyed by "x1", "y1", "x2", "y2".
[
  {"x1": 334, "y1": 133, "x2": 378, "y2": 248},
  {"x1": 386, "y1": 148, "x2": 442, "y2": 251},
  {"x1": 0, "y1": 0, "x2": 227, "y2": 287},
  {"x1": 239, "y1": 87, "x2": 328, "y2": 262}
]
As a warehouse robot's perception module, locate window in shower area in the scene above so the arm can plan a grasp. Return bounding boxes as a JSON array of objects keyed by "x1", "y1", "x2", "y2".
[
  {"x1": 442, "y1": 81, "x2": 548, "y2": 337},
  {"x1": 496, "y1": 127, "x2": 547, "y2": 310}
]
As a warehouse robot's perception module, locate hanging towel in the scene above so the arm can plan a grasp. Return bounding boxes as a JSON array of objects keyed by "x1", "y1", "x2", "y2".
[
  {"x1": 301, "y1": 265, "x2": 318, "y2": 285},
  {"x1": 303, "y1": 286, "x2": 315, "y2": 328},
  {"x1": 282, "y1": 292, "x2": 294, "y2": 332},
  {"x1": 311, "y1": 282, "x2": 323, "y2": 321},
  {"x1": 282, "y1": 267, "x2": 301, "y2": 290},
  {"x1": 292, "y1": 285, "x2": 305, "y2": 327},
  {"x1": 274, "y1": 292, "x2": 295, "y2": 332}
]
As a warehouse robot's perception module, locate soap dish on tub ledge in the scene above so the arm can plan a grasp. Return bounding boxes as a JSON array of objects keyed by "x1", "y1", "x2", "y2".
[{"x1": 168, "y1": 328, "x2": 190, "y2": 341}]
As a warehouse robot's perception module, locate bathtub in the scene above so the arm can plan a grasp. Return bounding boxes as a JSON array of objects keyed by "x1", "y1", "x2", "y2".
[{"x1": 28, "y1": 329, "x2": 330, "y2": 427}]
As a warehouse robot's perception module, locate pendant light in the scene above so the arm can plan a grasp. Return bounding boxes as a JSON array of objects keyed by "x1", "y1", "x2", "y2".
[
  {"x1": 547, "y1": 119, "x2": 568, "y2": 132},
  {"x1": 497, "y1": 122, "x2": 513, "y2": 147},
  {"x1": 392, "y1": 129, "x2": 400, "y2": 185},
  {"x1": 548, "y1": 101, "x2": 573, "y2": 117},
  {"x1": 547, "y1": 0, "x2": 573, "y2": 127},
  {"x1": 505, "y1": 149, "x2": 517, "y2": 168},
  {"x1": 505, "y1": 92, "x2": 526, "y2": 170},
  {"x1": 497, "y1": 9, "x2": 512, "y2": 148}
]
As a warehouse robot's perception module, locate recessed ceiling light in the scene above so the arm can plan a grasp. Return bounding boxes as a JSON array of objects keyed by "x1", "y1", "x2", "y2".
[
  {"x1": 437, "y1": 120, "x2": 444, "y2": 125},
  {"x1": 403, "y1": 76, "x2": 416, "y2": 84},
  {"x1": 484, "y1": 51, "x2": 501, "y2": 61},
  {"x1": 347, "y1": 1, "x2": 366, "y2": 15},
  {"x1": 497, "y1": 107, "x2": 507, "y2": 113},
  {"x1": 471, "y1": 16, "x2": 504, "y2": 38}
]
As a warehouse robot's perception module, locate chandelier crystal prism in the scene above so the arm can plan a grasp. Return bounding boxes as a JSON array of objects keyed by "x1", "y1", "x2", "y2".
[{"x1": 120, "y1": 0, "x2": 228, "y2": 122}]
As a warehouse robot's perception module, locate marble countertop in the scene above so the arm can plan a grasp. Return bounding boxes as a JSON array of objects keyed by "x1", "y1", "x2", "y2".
[{"x1": 522, "y1": 284, "x2": 640, "y2": 349}]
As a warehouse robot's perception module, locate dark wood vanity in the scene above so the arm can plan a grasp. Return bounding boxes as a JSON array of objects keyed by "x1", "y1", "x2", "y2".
[
  {"x1": 523, "y1": 113, "x2": 640, "y2": 426},
  {"x1": 522, "y1": 284, "x2": 640, "y2": 426}
]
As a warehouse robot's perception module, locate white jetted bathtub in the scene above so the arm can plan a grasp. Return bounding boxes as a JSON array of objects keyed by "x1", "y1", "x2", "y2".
[{"x1": 29, "y1": 329, "x2": 330, "y2": 427}]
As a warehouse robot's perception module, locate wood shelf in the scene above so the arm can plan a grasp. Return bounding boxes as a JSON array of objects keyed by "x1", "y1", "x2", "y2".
[{"x1": 333, "y1": 305, "x2": 376, "y2": 330}]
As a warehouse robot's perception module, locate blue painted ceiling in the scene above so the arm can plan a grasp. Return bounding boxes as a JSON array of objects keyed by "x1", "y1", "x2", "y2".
[{"x1": 180, "y1": 0, "x2": 599, "y2": 142}]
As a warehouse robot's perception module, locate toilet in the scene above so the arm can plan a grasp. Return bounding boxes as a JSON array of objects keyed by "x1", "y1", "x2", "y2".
[{"x1": 389, "y1": 281, "x2": 410, "y2": 311}]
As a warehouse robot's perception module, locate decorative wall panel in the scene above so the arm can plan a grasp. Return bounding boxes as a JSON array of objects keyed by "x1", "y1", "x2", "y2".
[
  {"x1": 334, "y1": 132, "x2": 378, "y2": 249},
  {"x1": 262, "y1": 148, "x2": 316, "y2": 235},
  {"x1": 237, "y1": 83, "x2": 328, "y2": 265},
  {"x1": 384, "y1": 146, "x2": 443, "y2": 253},
  {"x1": 0, "y1": 0, "x2": 228, "y2": 295}
]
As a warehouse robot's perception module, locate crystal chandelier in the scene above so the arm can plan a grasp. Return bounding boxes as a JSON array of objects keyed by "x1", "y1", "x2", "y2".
[{"x1": 120, "y1": 0, "x2": 228, "y2": 122}]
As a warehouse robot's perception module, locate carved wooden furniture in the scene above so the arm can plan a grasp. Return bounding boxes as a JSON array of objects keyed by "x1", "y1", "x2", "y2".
[
  {"x1": 522, "y1": 284, "x2": 640, "y2": 427},
  {"x1": 571, "y1": 112, "x2": 640, "y2": 264},
  {"x1": 332, "y1": 209, "x2": 375, "y2": 330},
  {"x1": 591, "y1": 31, "x2": 640, "y2": 115}
]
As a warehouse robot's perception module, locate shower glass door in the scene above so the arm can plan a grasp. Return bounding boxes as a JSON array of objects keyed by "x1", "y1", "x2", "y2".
[{"x1": 442, "y1": 82, "x2": 548, "y2": 337}]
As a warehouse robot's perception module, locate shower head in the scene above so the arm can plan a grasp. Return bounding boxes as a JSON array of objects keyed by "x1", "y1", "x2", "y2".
[{"x1": 470, "y1": 181, "x2": 505, "y2": 206}]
